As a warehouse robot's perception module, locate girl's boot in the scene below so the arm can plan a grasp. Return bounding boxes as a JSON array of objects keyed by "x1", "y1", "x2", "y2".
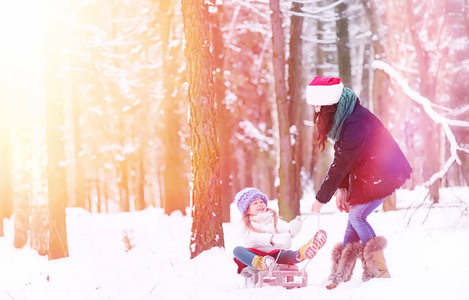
[
  {"x1": 252, "y1": 255, "x2": 276, "y2": 271},
  {"x1": 298, "y1": 229, "x2": 327, "y2": 260}
]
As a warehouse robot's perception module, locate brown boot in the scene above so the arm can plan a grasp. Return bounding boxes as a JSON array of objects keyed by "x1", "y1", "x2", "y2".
[
  {"x1": 325, "y1": 243, "x2": 343, "y2": 290},
  {"x1": 362, "y1": 236, "x2": 391, "y2": 281},
  {"x1": 326, "y1": 241, "x2": 363, "y2": 290}
]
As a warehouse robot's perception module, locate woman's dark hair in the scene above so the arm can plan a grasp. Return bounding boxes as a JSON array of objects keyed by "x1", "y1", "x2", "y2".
[{"x1": 313, "y1": 104, "x2": 338, "y2": 152}]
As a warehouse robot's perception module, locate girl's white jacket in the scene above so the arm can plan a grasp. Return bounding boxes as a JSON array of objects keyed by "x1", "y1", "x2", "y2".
[{"x1": 242, "y1": 211, "x2": 298, "y2": 253}]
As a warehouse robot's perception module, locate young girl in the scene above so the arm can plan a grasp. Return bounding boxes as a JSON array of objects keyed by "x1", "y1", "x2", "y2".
[
  {"x1": 306, "y1": 76, "x2": 412, "y2": 289},
  {"x1": 233, "y1": 187, "x2": 326, "y2": 273}
]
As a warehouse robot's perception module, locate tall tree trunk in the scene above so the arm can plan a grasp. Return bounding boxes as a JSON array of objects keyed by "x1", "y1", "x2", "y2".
[
  {"x1": 0, "y1": 93, "x2": 13, "y2": 236},
  {"x1": 212, "y1": 4, "x2": 233, "y2": 222},
  {"x1": 45, "y1": 0, "x2": 69, "y2": 260},
  {"x1": 97, "y1": 178, "x2": 102, "y2": 213},
  {"x1": 134, "y1": 146, "x2": 146, "y2": 211},
  {"x1": 363, "y1": 0, "x2": 397, "y2": 210},
  {"x1": 104, "y1": 178, "x2": 109, "y2": 213},
  {"x1": 287, "y1": 0, "x2": 304, "y2": 209},
  {"x1": 360, "y1": 43, "x2": 371, "y2": 107},
  {"x1": 405, "y1": 0, "x2": 440, "y2": 203},
  {"x1": 312, "y1": 0, "x2": 334, "y2": 193},
  {"x1": 362, "y1": 0, "x2": 387, "y2": 116},
  {"x1": 270, "y1": 0, "x2": 298, "y2": 221},
  {"x1": 45, "y1": 74, "x2": 69, "y2": 258},
  {"x1": 336, "y1": 1, "x2": 352, "y2": 87},
  {"x1": 182, "y1": 0, "x2": 225, "y2": 259},
  {"x1": 30, "y1": 203, "x2": 48, "y2": 255},
  {"x1": 161, "y1": 0, "x2": 189, "y2": 215},
  {"x1": 72, "y1": 74, "x2": 86, "y2": 209},
  {"x1": 13, "y1": 191, "x2": 29, "y2": 249},
  {"x1": 118, "y1": 158, "x2": 130, "y2": 212},
  {"x1": 463, "y1": 0, "x2": 469, "y2": 37}
]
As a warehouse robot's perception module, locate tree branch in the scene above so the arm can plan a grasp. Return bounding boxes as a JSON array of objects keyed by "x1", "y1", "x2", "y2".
[{"x1": 372, "y1": 60, "x2": 469, "y2": 187}]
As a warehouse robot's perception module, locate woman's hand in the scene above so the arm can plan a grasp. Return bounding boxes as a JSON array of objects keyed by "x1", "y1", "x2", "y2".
[
  {"x1": 311, "y1": 200, "x2": 324, "y2": 213},
  {"x1": 335, "y1": 188, "x2": 349, "y2": 212}
]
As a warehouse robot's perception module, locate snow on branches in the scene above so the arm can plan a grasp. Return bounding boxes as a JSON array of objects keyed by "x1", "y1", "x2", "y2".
[{"x1": 372, "y1": 60, "x2": 469, "y2": 187}]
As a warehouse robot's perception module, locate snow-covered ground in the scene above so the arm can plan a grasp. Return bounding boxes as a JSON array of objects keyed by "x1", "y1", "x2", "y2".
[{"x1": 1, "y1": 186, "x2": 468, "y2": 300}]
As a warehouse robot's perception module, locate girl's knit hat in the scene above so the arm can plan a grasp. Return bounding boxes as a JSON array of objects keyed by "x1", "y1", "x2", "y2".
[
  {"x1": 235, "y1": 187, "x2": 268, "y2": 215},
  {"x1": 306, "y1": 76, "x2": 344, "y2": 106}
]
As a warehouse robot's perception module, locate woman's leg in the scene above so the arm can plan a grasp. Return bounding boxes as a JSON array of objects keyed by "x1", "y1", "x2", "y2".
[
  {"x1": 233, "y1": 246, "x2": 257, "y2": 267},
  {"x1": 343, "y1": 221, "x2": 360, "y2": 247},
  {"x1": 347, "y1": 197, "x2": 386, "y2": 245}
]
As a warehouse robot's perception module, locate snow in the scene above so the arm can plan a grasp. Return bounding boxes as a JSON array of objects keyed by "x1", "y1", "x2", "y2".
[{"x1": 1, "y1": 186, "x2": 468, "y2": 300}]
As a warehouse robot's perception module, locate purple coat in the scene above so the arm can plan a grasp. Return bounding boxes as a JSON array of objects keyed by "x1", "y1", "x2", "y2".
[{"x1": 316, "y1": 101, "x2": 412, "y2": 205}]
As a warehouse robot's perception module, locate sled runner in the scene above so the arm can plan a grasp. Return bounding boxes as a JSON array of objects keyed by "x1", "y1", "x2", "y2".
[{"x1": 240, "y1": 264, "x2": 308, "y2": 289}]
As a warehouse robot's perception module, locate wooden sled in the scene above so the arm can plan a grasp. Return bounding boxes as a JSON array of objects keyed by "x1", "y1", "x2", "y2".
[{"x1": 240, "y1": 264, "x2": 307, "y2": 289}]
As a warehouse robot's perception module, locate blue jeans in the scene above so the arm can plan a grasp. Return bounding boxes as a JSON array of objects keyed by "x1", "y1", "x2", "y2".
[
  {"x1": 343, "y1": 197, "x2": 386, "y2": 247},
  {"x1": 233, "y1": 246, "x2": 301, "y2": 267}
]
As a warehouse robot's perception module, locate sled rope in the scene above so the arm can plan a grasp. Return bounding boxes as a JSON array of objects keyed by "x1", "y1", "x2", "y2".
[
  {"x1": 301, "y1": 212, "x2": 320, "y2": 227},
  {"x1": 300, "y1": 212, "x2": 321, "y2": 273},
  {"x1": 269, "y1": 249, "x2": 282, "y2": 277}
]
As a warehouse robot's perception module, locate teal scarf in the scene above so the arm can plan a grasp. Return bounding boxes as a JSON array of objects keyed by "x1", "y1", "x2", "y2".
[{"x1": 327, "y1": 87, "x2": 357, "y2": 142}]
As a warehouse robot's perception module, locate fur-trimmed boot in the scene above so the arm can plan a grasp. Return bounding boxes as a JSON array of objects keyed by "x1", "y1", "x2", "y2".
[
  {"x1": 362, "y1": 236, "x2": 391, "y2": 281},
  {"x1": 326, "y1": 241, "x2": 363, "y2": 290},
  {"x1": 325, "y1": 243, "x2": 343, "y2": 290}
]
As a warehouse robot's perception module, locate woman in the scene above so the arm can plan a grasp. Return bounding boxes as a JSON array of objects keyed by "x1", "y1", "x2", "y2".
[{"x1": 306, "y1": 76, "x2": 412, "y2": 289}]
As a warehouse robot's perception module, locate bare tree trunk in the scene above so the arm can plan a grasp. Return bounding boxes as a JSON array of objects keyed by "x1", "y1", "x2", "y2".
[
  {"x1": 87, "y1": 188, "x2": 92, "y2": 212},
  {"x1": 463, "y1": 0, "x2": 469, "y2": 36},
  {"x1": 72, "y1": 75, "x2": 86, "y2": 209},
  {"x1": 0, "y1": 95, "x2": 13, "y2": 236},
  {"x1": 312, "y1": 0, "x2": 334, "y2": 192},
  {"x1": 405, "y1": 0, "x2": 440, "y2": 203},
  {"x1": 97, "y1": 178, "x2": 102, "y2": 213},
  {"x1": 270, "y1": 0, "x2": 298, "y2": 221},
  {"x1": 372, "y1": 68, "x2": 397, "y2": 211},
  {"x1": 45, "y1": 79, "x2": 69, "y2": 258},
  {"x1": 360, "y1": 43, "x2": 371, "y2": 107},
  {"x1": 104, "y1": 179, "x2": 109, "y2": 213},
  {"x1": 134, "y1": 147, "x2": 146, "y2": 211},
  {"x1": 382, "y1": 192, "x2": 397, "y2": 212},
  {"x1": 118, "y1": 158, "x2": 130, "y2": 212},
  {"x1": 30, "y1": 203, "x2": 48, "y2": 255},
  {"x1": 161, "y1": 0, "x2": 189, "y2": 215},
  {"x1": 287, "y1": 0, "x2": 304, "y2": 209},
  {"x1": 363, "y1": 0, "x2": 397, "y2": 210},
  {"x1": 13, "y1": 191, "x2": 29, "y2": 249},
  {"x1": 212, "y1": 3, "x2": 234, "y2": 223},
  {"x1": 45, "y1": 0, "x2": 69, "y2": 260},
  {"x1": 363, "y1": 0, "x2": 389, "y2": 120},
  {"x1": 182, "y1": 0, "x2": 225, "y2": 259},
  {"x1": 336, "y1": 1, "x2": 352, "y2": 87}
]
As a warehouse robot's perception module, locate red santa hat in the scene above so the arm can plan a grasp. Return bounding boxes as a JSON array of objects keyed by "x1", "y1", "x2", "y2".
[{"x1": 306, "y1": 76, "x2": 344, "y2": 106}]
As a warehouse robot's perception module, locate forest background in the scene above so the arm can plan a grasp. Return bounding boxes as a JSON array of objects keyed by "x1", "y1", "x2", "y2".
[{"x1": 0, "y1": 0, "x2": 468, "y2": 260}]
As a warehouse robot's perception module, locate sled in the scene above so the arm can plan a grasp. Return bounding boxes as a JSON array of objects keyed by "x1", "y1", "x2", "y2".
[{"x1": 240, "y1": 264, "x2": 307, "y2": 289}]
